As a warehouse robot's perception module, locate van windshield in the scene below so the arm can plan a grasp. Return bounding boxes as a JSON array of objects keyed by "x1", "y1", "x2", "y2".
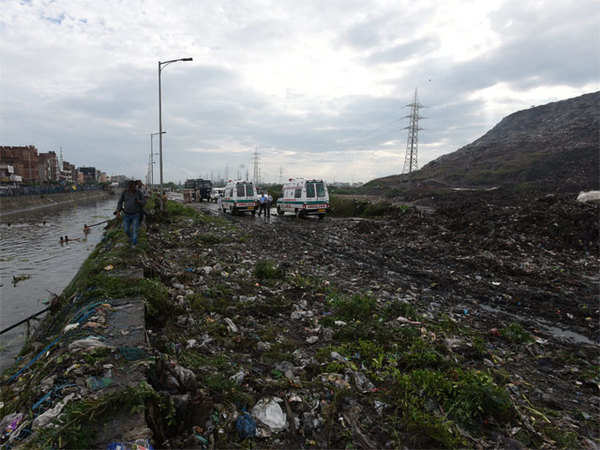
[
  {"x1": 306, "y1": 183, "x2": 315, "y2": 198},
  {"x1": 246, "y1": 183, "x2": 254, "y2": 197},
  {"x1": 316, "y1": 182, "x2": 326, "y2": 197},
  {"x1": 236, "y1": 183, "x2": 245, "y2": 197}
]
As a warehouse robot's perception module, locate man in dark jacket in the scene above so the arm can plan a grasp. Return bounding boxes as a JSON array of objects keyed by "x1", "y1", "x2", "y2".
[{"x1": 115, "y1": 180, "x2": 146, "y2": 247}]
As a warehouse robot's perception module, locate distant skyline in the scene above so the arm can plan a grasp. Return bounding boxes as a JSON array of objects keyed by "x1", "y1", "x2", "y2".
[{"x1": 1, "y1": 0, "x2": 598, "y2": 183}]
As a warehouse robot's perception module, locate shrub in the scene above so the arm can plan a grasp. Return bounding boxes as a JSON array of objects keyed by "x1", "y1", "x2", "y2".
[{"x1": 255, "y1": 259, "x2": 283, "y2": 279}]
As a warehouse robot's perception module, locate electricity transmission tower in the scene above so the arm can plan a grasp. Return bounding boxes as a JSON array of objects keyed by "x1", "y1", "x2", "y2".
[
  {"x1": 402, "y1": 88, "x2": 424, "y2": 174},
  {"x1": 252, "y1": 148, "x2": 260, "y2": 185}
]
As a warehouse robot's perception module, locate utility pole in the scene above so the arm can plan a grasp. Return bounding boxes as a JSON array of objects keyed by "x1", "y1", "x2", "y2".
[{"x1": 402, "y1": 88, "x2": 424, "y2": 174}]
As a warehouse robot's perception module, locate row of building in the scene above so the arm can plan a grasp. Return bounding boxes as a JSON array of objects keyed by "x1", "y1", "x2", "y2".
[{"x1": 0, "y1": 146, "x2": 111, "y2": 185}]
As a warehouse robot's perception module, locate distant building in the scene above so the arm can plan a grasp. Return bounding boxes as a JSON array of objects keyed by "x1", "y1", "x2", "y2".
[
  {"x1": 97, "y1": 171, "x2": 108, "y2": 183},
  {"x1": 62, "y1": 161, "x2": 76, "y2": 183},
  {"x1": 77, "y1": 171, "x2": 84, "y2": 184},
  {"x1": 79, "y1": 167, "x2": 97, "y2": 183},
  {"x1": 0, "y1": 164, "x2": 22, "y2": 184},
  {"x1": 110, "y1": 175, "x2": 128, "y2": 184},
  {"x1": 38, "y1": 151, "x2": 58, "y2": 182},
  {"x1": 0, "y1": 146, "x2": 40, "y2": 183}
]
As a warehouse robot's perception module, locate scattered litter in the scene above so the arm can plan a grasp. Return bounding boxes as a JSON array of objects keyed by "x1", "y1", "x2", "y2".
[
  {"x1": 63, "y1": 323, "x2": 79, "y2": 332},
  {"x1": 104, "y1": 264, "x2": 114, "y2": 271},
  {"x1": 86, "y1": 376, "x2": 113, "y2": 391},
  {"x1": 236, "y1": 412, "x2": 257, "y2": 439},
  {"x1": 252, "y1": 397, "x2": 287, "y2": 432},
  {"x1": 69, "y1": 336, "x2": 112, "y2": 352},
  {"x1": 32, "y1": 393, "x2": 76, "y2": 429},
  {"x1": 224, "y1": 317, "x2": 238, "y2": 333},
  {"x1": 106, "y1": 439, "x2": 154, "y2": 450}
]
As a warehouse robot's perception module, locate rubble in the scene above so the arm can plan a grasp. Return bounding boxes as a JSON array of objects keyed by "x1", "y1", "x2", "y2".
[{"x1": 2, "y1": 191, "x2": 597, "y2": 449}]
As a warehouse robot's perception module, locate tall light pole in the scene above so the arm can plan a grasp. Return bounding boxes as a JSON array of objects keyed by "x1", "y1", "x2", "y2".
[
  {"x1": 150, "y1": 131, "x2": 165, "y2": 189},
  {"x1": 158, "y1": 57, "x2": 192, "y2": 204}
]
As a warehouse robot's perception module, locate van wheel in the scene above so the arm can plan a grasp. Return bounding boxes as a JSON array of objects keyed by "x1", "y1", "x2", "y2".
[
  {"x1": 251, "y1": 210, "x2": 256, "y2": 216},
  {"x1": 277, "y1": 206, "x2": 284, "y2": 216}
]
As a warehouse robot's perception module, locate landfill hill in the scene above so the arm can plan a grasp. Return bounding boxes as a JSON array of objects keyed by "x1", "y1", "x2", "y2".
[{"x1": 363, "y1": 91, "x2": 599, "y2": 196}]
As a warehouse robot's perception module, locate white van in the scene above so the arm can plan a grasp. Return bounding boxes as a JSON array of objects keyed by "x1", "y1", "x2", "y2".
[
  {"x1": 222, "y1": 180, "x2": 257, "y2": 215},
  {"x1": 210, "y1": 187, "x2": 225, "y2": 202},
  {"x1": 277, "y1": 178, "x2": 329, "y2": 218}
]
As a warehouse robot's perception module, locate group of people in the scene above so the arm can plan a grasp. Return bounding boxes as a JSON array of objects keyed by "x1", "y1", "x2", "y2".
[
  {"x1": 257, "y1": 192, "x2": 273, "y2": 219},
  {"x1": 115, "y1": 180, "x2": 147, "y2": 248}
]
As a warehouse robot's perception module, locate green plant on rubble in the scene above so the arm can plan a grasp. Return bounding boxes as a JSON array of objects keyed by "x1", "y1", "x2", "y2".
[
  {"x1": 30, "y1": 382, "x2": 157, "y2": 449},
  {"x1": 254, "y1": 259, "x2": 283, "y2": 280},
  {"x1": 500, "y1": 322, "x2": 532, "y2": 344},
  {"x1": 196, "y1": 233, "x2": 223, "y2": 245},
  {"x1": 399, "y1": 339, "x2": 444, "y2": 370},
  {"x1": 329, "y1": 293, "x2": 376, "y2": 321},
  {"x1": 389, "y1": 368, "x2": 512, "y2": 442}
]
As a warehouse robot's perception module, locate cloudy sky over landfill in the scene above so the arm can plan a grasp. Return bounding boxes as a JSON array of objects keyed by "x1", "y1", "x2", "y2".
[{"x1": 1, "y1": 0, "x2": 598, "y2": 183}]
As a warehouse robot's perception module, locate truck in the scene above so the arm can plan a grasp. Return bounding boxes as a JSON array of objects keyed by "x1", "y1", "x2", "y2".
[{"x1": 183, "y1": 178, "x2": 213, "y2": 202}]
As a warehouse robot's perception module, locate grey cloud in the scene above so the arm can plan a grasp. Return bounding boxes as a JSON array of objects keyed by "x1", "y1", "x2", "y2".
[{"x1": 367, "y1": 37, "x2": 439, "y2": 64}]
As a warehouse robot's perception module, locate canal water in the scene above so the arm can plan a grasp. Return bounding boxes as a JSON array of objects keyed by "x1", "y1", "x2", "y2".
[{"x1": 0, "y1": 196, "x2": 116, "y2": 371}]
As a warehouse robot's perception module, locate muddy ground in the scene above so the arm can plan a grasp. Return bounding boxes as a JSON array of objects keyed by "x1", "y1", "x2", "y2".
[{"x1": 139, "y1": 191, "x2": 598, "y2": 449}]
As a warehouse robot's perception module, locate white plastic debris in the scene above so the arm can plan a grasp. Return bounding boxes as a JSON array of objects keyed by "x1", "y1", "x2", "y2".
[
  {"x1": 230, "y1": 370, "x2": 245, "y2": 384},
  {"x1": 252, "y1": 397, "x2": 287, "y2": 432},
  {"x1": 396, "y1": 316, "x2": 422, "y2": 325},
  {"x1": 68, "y1": 336, "x2": 112, "y2": 352},
  {"x1": 33, "y1": 393, "x2": 76, "y2": 429},
  {"x1": 224, "y1": 317, "x2": 238, "y2": 333},
  {"x1": 577, "y1": 191, "x2": 600, "y2": 203},
  {"x1": 63, "y1": 323, "x2": 79, "y2": 333},
  {"x1": 306, "y1": 336, "x2": 319, "y2": 344}
]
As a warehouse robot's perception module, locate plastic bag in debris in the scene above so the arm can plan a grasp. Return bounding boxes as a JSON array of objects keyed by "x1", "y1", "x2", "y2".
[
  {"x1": 106, "y1": 439, "x2": 154, "y2": 450},
  {"x1": 32, "y1": 393, "x2": 76, "y2": 430},
  {"x1": 0, "y1": 412, "x2": 24, "y2": 440},
  {"x1": 251, "y1": 397, "x2": 287, "y2": 432},
  {"x1": 68, "y1": 336, "x2": 112, "y2": 352},
  {"x1": 86, "y1": 376, "x2": 113, "y2": 391},
  {"x1": 235, "y1": 412, "x2": 257, "y2": 439},
  {"x1": 577, "y1": 191, "x2": 600, "y2": 203}
]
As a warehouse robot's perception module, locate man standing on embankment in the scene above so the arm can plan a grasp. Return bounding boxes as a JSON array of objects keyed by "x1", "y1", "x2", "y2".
[{"x1": 115, "y1": 180, "x2": 145, "y2": 248}]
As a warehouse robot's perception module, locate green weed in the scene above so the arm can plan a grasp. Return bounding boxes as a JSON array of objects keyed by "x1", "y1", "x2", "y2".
[
  {"x1": 500, "y1": 322, "x2": 532, "y2": 344},
  {"x1": 255, "y1": 259, "x2": 283, "y2": 279}
]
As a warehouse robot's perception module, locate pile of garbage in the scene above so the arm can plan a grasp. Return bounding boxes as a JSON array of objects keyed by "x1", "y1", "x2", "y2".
[
  {"x1": 137, "y1": 192, "x2": 598, "y2": 448},
  {"x1": 2, "y1": 191, "x2": 597, "y2": 448}
]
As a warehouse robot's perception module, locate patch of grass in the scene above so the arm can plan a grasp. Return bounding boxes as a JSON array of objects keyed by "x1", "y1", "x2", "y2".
[
  {"x1": 196, "y1": 233, "x2": 223, "y2": 245},
  {"x1": 500, "y1": 322, "x2": 532, "y2": 344},
  {"x1": 388, "y1": 367, "x2": 512, "y2": 445},
  {"x1": 255, "y1": 259, "x2": 283, "y2": 280},
  {"x1": 329, "y1": 293, "x2": 376, "y2": 321}
]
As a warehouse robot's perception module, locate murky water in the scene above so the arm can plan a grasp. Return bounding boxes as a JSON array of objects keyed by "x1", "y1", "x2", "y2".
[{"x1": 0, "y1": 196, "x2": 117, "y2": 371}]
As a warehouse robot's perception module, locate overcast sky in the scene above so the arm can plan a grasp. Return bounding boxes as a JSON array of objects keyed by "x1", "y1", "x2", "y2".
[{"x1": 1, "y1": 0, "x2": 598, "y2": 183}]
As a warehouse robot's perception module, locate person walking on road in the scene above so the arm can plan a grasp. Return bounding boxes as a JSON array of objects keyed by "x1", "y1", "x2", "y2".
[
  {"x1": 217, "y1": 193, "x2": 223, "y2": 213},
  {"x1": 115, "y1": 180, "x2": 146, "y2": 248}
]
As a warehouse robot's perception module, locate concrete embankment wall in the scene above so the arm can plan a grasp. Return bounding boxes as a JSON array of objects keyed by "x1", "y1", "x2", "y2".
[{"x1": 0, "y1": 189, "x2": 112, "y2": 216}]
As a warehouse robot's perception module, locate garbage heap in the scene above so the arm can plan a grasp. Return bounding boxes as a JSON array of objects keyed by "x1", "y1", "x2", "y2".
[{"x1": 2, "y1": 192, "x2": 598, "y2": 449}]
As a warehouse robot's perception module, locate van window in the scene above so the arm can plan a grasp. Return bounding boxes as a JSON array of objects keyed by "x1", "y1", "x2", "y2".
[
  {"x1": 316, "y1": 182, "x2": 326, "y2": 197},
  {"x1": 246, "y1": 183, "x2": 254, "y2": 197},
  {"x1": 294, "y1": 188, "x2": 302, "y2": 199},
  {"x1": 236, "y1": 184, "x2": 245, "y2": 197},
  {"x1": 306, "y1": 183, "x2": 315, "y2": 198}
]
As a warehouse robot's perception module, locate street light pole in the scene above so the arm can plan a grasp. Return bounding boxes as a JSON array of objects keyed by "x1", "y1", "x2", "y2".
[
  {"x1": 158, "y1": 57, "x2": 192, "y2": 208},
  {"x1": 150, "y1": 131, "x2": 166, "y2": 189}
]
